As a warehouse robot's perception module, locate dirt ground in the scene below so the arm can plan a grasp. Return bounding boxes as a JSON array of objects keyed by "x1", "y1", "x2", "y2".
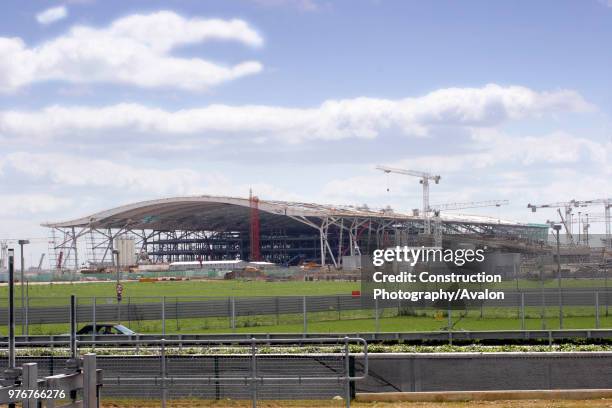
[{"x1": 101, "y1": 399, "x2": 612, "y2": 408}]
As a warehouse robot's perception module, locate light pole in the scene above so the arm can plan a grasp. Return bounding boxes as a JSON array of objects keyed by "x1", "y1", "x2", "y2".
[
  {"x1": 113, "y1": 249, "x2": 121, "y2": 323},
  {"x1": 551, "y1": 224, "x2": 562, "y2": 329},
  {"x1": 7, "y1": 248, "x2": 15, "y2": 369},
  {"x1": 4, "y1": 248, "x2": 20, "y2": 408},
  {"x1": 604, "y1": 248, "x2": 609, "y2": 317},
  {"x1": 18, "y1": 239, "x2": 29, "y2": 335},
  {"x1": 577, "y1": 212, "x2": 581, "y2": 245}
]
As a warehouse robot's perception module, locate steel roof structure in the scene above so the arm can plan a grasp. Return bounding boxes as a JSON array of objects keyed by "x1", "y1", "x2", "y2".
[
  {"x1": 43, "y1": 195, "x2": 548, "y2": 270},
  {"x1": 43, "y1": 195, "x2": 535, "y2": 229}
]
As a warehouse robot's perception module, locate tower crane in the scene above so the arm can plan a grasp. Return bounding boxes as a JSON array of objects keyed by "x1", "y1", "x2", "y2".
[
  {"x1": 376, "y1": 165, "x2": 441, "y2": 235},
  {"x1": 527, "y1": 200, "x2": 580, "y2": 236},
  {"x1": 527, "y1": 198, "x2": 611, "y2": 249},
  {"x1": 429, "y1": 200, "x2": 509, "y2": 247}
]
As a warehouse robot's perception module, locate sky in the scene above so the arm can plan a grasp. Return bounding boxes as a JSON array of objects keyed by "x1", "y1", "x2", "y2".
[{"x1": 0, "y1": 0, "x2": 611, "y2": 267}]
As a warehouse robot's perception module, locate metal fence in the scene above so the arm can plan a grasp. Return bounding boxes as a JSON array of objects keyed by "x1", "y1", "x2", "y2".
[
  {"x1": 0, "y1": 353, "x2": 102, "y2": 408},
  {"x1": 0, "y1": 289, "x2": 610, "y2": 335},
  {"x1": 359, "y1": 352, "x2": 612, "y2": 393},
  {"x1": 0, "y1": 337, "x2": 369, "y2": 408}
]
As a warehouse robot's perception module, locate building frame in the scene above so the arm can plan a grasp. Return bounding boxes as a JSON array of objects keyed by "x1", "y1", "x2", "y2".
[{"x1": 43, "y1": 195, "x2": 549, "y2": 270}]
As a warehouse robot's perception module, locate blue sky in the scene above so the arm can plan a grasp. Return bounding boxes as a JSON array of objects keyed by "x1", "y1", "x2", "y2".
[{"x1": 0, "y1": 0, "x2": 611, "y2": 266}]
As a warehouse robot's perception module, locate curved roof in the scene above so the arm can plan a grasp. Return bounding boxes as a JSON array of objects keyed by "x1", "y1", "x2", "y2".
[
  {"x1": 42, "y1": 194, "x2": 533, "y2": 231},
  {"x1": 42, "y1": 195, "x2": 413, "y2": 231}
]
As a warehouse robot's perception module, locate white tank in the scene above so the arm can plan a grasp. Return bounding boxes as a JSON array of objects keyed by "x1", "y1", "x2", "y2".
[{"x1": 115, "y1": 238, "x2": 136, "y2": 266}]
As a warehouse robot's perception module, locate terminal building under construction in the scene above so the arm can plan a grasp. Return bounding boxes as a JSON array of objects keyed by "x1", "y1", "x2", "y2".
[{"x1": 43, "y1": 195, "x2": 549, "y2": 271}]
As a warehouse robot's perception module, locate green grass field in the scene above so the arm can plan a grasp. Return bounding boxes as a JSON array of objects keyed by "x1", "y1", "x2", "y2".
[
  {"x1": 0, "y1": 280, "x2": 358, "y2": 302},
  {"x1": 0, "y1": 277, "x2": 610, "y2": 302},
  {"x1": 1, "y1": 279, "x2": 610, "y2": 335},
  {"x1": 6, "y1": 304, "x2": 611, "y2": 336}
]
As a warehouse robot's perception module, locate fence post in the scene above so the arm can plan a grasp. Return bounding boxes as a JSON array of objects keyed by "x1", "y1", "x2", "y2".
[
  {"x1": 275, "y1": 296, "x2": 280, "y2": 326},
  {"x1": 559, "y1": 289, "x2": 563, "y2": 330},
  {"x1": 92, "y1": 296, "x2": 96, "y2": 344},
  {"x1": 480, "y1": 285, "x2": 484, "y2": 319},
  {"x1": 595, "y1": 292, "x2": 600, "y2": 329},
  {"x1": 83, "y1": 353, "x2": 97, "y2": 408},
  {"x1": 162, "y1": 296, "x2": 166, "y2": 336},
  {"x1": 231, "y1": 297, "x2": 236, "y2": 332},
  {"x1": 22, "y1": 362, "x2": 37, "y2": 408},
  {"x1": 344, "y1": 336, "x2": 350, "y2": 408},
  {"x1": 397, "y1": 297, "x2": 401, "y2": 317},
  {"x1": 161, "y1": 338, "x2": 167, "y2": 408},
  {"x1": 214, "y1": 355, "x2": 220, "y2": 400},
  {"x1": 520, "y1": 292, "x2": 525, "y2": 330},
  {"x1": 70, "y1": 295, "x2": 77, "y2": 359},
  {"x1": 374, "y1": 297, "x2": 380, "y2": 333},
  {"x1": 606, "y1": 284, "x2": 609, "y2": 317},
  {"x1": 25, "y1": 288, "x2": 29, "y2": 337},
  {"x1": 540, "y1": 281, "x2": 546, "y2": 330},
  {"x1": 175, "y1": 297, "x2": 179, "y2": 331},
  {"x1": 251, "y1": 337, "x2": 257, "y2": 408},
  {"x1": 302, "y1": 296, "x2": 307, "y2": 336}
]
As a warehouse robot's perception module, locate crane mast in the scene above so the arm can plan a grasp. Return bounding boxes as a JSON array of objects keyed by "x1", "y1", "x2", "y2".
[{"x1": 376, "y1": 165, "x2": 440, "y2": 235}]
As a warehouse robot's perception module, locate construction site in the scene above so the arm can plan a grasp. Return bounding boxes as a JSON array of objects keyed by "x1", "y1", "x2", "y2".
[
  {"x1": 0, "y1": 169, "x2": 610, "y2": 407},
  {"x1": 0, "y1": 166, "x2": 596, "y2": 283}
]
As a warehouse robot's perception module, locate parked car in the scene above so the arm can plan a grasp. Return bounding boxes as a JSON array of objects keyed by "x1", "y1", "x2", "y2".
[{"x1": 76, "y1": 324, "x2": 136, "y2": 335}]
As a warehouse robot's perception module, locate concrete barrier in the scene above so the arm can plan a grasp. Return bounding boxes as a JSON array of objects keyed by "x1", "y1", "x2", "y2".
[{"x1": 357, "y1": 389, "x2": 612, "y2": 402}]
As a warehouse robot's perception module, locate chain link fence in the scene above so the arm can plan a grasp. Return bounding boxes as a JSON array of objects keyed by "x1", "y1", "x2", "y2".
[{"x1": 0, "y1": 289, "x2": 610, "y2": 335}]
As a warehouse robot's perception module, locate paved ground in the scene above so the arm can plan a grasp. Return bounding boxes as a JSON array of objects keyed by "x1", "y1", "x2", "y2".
[{"x1": 101, "y1": 399, "x2": 612, "y2": 407}]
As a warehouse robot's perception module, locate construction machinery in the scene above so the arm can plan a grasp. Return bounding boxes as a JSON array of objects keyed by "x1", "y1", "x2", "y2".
[
  {"x1": 37, "y1": 253, "x2": 45, "y2": 270},
  {"x1": 376, "y1": 165, "x2": 441, "y2": 234}
]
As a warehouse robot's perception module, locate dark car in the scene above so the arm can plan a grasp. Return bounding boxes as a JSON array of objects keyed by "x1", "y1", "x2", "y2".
[{"x1": 76, "y1": 324, "x2": 136, "y2": 335}]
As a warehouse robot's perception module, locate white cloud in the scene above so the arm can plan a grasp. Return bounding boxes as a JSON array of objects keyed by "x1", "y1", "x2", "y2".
[
  {"x1": 377, "y1": 130, "x2": 611, "y2": 176},
  {"x1": 0, "y1": 194, "x2": 72, "y2": 216},
  {"x1": 36, "y1": 6, "x2": 68, "y2": 25},
  {"x1": 0, "y1": 152, "x2": 303, "y2": 202},
  {"x1": 320, "y1": 131, "x2": 612, "y2": 200},
  {"x1": 0, "y1": 85, "x2": 592, "y2": 143},
  {"x1": 3, "y1": 152, "x2": 203, "y2": 195},
  {"x1": 0, "y1": 11, "x2": 263, "y2": 92},
  {"x1": 470, "y1": 129, "x2": 611, "y2": 169}
]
